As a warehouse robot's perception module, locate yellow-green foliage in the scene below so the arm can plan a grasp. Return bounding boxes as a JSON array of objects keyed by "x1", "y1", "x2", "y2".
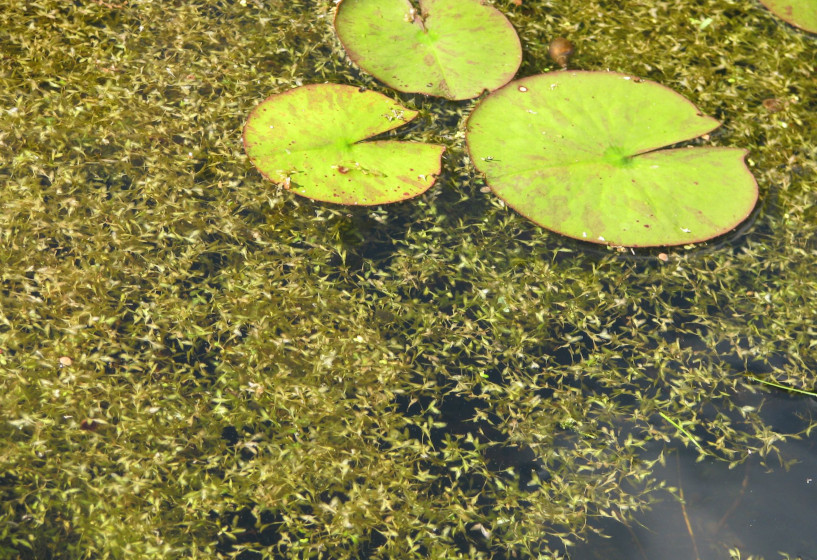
[{"x1": 1, "y1": 1, "x2": 815, "y2": 559}]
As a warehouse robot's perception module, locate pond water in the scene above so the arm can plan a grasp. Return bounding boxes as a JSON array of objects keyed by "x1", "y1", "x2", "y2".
[
  {"x1": 574, "y1": 391, "x2": 817, "y2": 560},
  {"x1": 1, "y1": 1, "x2": 815, "y2": 559}
]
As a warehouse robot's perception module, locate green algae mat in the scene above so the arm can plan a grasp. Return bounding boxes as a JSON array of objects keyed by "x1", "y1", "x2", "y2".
[{"x1": 1, "y1": 1, "x2": 817, "y2": 559}]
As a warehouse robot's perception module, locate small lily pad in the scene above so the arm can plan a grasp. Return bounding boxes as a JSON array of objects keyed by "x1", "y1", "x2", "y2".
[
  {"x1": 334, "y1": 0, "x2": 522, "y2": 100},
  {"x1": 758, "y1": 0, "x2": 817, "y2": 33},
  {"x1": 465, "y1": 72, "x2": 758, "y2": 247},
  {"x1": 243, "y1": 84, "x2": 445, "y2": 206}
]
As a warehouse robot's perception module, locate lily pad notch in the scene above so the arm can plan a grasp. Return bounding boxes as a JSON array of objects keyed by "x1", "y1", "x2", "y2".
[
  {"x1": 334, "y1": 0, "x2": 523, "y2": 100},
  {"x1": 243, "y1": 84, "x2": 445, "y2": 206},
  {"x1": 466, "y1": 71, "x2": 759, "y2": 247}
]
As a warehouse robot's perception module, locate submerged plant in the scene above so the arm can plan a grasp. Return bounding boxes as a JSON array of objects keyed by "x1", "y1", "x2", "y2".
[{"x1": 3, "y1": 0, "x2": 816, "y2": 559}]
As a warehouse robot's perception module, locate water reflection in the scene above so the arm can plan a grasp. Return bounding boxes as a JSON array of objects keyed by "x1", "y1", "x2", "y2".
[{"x1": 573, "y1": 391, "x2": 817, "y2": 560}]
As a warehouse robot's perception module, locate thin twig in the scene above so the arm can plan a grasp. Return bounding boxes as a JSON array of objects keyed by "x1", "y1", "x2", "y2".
[
  {"x1": 716, "y1": 462, "x2": 750, "y2": 531},
  {"x1": 660, "y1": 412, "x2": 706, "y2": 454},
  {"x1": 676, "y1": 453, "x2": 701, "y2": 560},
  {"x1": 623, "y1": 522, "x2": 649, "y2": 560},
  {"x1": 747, "y1": 376, "x2": 817, "y2": 398}
]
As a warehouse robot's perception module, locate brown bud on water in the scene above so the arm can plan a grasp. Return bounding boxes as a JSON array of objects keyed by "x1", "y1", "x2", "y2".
[
  {"x1": 762, "y1": 98, "x2": 784, "y2": 113},
  {"x1": 548, "y1": 37, "x2": 574, "y2": 68}
]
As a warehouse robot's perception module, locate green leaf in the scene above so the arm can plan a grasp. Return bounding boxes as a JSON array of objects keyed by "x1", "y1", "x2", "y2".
[
  {"x1": 243, "y1": 84, "x2": 445, "y2": 205},
  {"x1": 465, "y1": 71, "x2": 759, "y2": 247},
  {"x1": 758, "y1": 0, "x2": 817, "y2": 33},
  {"x1": 334, "y1": 0, "x2": 522, "y2": 100}
]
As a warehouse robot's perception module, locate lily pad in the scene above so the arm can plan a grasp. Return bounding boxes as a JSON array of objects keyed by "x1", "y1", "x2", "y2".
[
  {"x1": 243, "y1": 84, "x2": 445, "y2": 206},
  {"x1": 758, "y1": 0, "x2": 817, "y2": 33},
  {"x1": 465, "y1": 72, "x2": 758, "y2": 247},
  {"x1": 334, "y1": 0, "x2": 522, "y2": 100}
]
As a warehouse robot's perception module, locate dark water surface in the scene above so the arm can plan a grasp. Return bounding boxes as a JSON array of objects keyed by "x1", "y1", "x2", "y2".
[{"x1": 574, "y1": 391, "x2": 817, "y2": 560}]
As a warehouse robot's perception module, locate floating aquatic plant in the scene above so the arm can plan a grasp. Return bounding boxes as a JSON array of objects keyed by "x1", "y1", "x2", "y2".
[
  {"x1": 243, "y1": 83, "x2": 445, "y2": 205},
  {"x1": 334, "y1": 0, "x2": 522, "y2": 100},
  {"x1": 465, "y1": 71, "x2": 759, "y2": 247},
  {"x1": 757, "y1": 0, "x2": 817, "y2": 33}
]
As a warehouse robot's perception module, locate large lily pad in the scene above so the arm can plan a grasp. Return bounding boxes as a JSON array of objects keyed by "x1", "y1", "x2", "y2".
[
  {"x1": 758, "y1": 0, "x2": 817, "y2": 33},
  {"x1": 243, "y1": 84, "x2": 445, "y2": 206},
  {"x1": 334, "y1": 0, "x2": 522, "y2": 100},
  {"x1": 465, "y1": 72, "x2": 759, "y2": 247}
]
